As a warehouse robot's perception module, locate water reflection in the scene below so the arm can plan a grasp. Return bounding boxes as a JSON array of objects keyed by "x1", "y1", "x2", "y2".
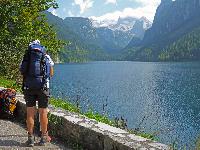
[{"x1": 51, "y1": 61, "x2": 200, "y2": 148}]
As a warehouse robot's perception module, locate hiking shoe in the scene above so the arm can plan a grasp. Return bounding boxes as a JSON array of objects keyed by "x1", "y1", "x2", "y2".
[
  {"x1": 39, "y1": 133, "x2": 51, "y2": 146},
  {"x1": 26, "y1": 135, "x2": 34, "y2": 147}
]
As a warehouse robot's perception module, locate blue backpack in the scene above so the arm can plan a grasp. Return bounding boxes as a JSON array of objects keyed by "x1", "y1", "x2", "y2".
[{"x1": 20, "y1": 44, "x2": 51, "y2": 90}]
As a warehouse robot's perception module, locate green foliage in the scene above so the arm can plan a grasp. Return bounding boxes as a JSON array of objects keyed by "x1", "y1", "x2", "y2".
[
  {"x1": 120, "y1": 47, "x2": 139, "y2": 61},
  {"x1": 85, "y1": 109, "x2": 114, "y2": 126},
  {"x1": 121, "y1": 46, "x2": 156, "y2": 61},
  {"x1": 124, "y1": 26, "x2": 200, "y2": 61},
  {"x1": 59, "y1": 49, "x2": 90, "y2": 63},
  {"x1": 48, "y1": 113, "x2": 62, "y2": 136},
  {"x1": 138, "y1": 132, "x2": 156, "y2": 141},
  {"x1": 170, "y1": 140, "x2": 178, "y2": 150},
  {"x1": 159, "y1": 27, "x2": 200, "y2": 61},
  {"x1": 50, "y1": 98, "x2": 81, "y2": 113},
  {"x1": 144, "y1": 48, "x2": 152, "y2": 57},
  {"x1": 129, "y1": 129, "x2": 157, "y2": 141},
  {"x1": 195, "y1": 136, "x2": 200, "y2": 150},
  {"x1": 50, "y1": 97, "x2": 114, "y2": 126},
  {"x1": 0, "y1": 0, "x2": 65, "y2": 79},
  {"x1": 0, "y1": 76, "x2": 21, "y2": 92}
]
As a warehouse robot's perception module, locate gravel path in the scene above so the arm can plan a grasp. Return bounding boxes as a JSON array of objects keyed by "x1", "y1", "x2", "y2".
[{"x1": 0, "y1": 119, "x2": 73, "y2": 150}]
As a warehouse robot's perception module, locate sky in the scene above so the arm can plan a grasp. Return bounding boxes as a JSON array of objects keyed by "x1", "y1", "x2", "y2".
[{"x1": 49, "y1": 0, "x2": 161, "y2": 22}]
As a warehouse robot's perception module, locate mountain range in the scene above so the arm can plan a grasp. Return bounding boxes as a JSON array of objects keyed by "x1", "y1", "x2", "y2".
[
  {"x1": 44, "y1": 11, "x2": 151, "y2": 62},
  {"x1": 45, "y1": 0, "x2": 200, "y2": 62}
]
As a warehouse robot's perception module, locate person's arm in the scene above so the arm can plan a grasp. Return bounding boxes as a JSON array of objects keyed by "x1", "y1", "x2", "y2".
[
  {"x1": 46, "y1": 54, "x2": 54, "y2": 77},
  {"x1": 50, "y1": 66, "x2": 54, "y2": 77}
]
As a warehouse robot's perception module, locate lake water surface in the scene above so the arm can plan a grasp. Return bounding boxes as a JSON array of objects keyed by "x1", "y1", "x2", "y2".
[{"x1": 51, "y1": 61, "x2": 200, "y2": 148}]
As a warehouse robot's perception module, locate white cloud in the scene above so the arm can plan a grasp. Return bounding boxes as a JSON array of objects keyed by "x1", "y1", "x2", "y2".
[
  {"x1": 134, "y1": 0, "x2": 161, "y2": 7},
  {"x1": 105, "y1": 0, "x2": 117, "y2": 4},
  {"x1": 90, "y1": 0, "x2": 161, "y2": 22},
  {"x1": 90, "y1": 11, "x2": 120, "y2": 22},
  {"x1": 51, "y1": 9, "x2": 58, "y2": 16},
  {"x1": 74, "y1": 0, "x2": 94, "y2": 14}
]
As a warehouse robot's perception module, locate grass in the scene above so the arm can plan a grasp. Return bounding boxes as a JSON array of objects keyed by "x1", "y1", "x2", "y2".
[
  {"x1": 50, "y1": 97, "x2": 114, "y2": 126},
  {"x1": 84, "y1": 109, "x2": 114, "y2": 126},
  {"x1": 129, "y1": 129, "x2": 157, "y2": 141},
  {"x1": 0, "y1": 76, "x2": 21, "y2": 92},
  {"x1": 0, "y1": 76, "x2": 157, "y2": 141},
  {"x1": 50, "y1": 98, "x2": 81, "y2": 113}
]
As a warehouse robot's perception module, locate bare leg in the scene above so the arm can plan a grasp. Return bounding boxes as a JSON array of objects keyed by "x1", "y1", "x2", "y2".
[
  {"x1": 26, "y1": 107, "x2": 36, "y2": 135},
  {"x1": 38, "y1": 108, "x2": 48, "y2": 135}
]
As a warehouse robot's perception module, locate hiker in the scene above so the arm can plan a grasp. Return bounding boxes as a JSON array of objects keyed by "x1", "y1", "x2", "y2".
[{"x1": 19, "y1": 39, "x2": 54, "y2": 147}]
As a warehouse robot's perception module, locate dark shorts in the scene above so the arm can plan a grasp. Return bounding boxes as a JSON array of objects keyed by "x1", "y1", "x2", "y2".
[{"x1": 24, "y1": 89, "x2": 50, "y2": 108}]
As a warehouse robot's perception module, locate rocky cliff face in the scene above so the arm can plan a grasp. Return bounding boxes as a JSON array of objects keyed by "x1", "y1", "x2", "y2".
[
  {"x1": 130, "y1": 17, "x2": 151, "y2": 39},
  {"x1": 64, "y1": 17, "x2": 99, "y2": 45},
  {"x1": 143, "y1": 0, "x2": 200, "y2": 46},
  {"x1": 123, "y1": 0, "x2": 200, "y2": 61},
  {"x1": 94, "y1": 17, "x2": 151, "y2": 53}
]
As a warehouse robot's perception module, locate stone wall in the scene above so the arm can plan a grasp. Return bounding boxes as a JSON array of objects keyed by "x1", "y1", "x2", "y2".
[{"x1": 16, "y1": 94, "x2": 170, "y2": 150}]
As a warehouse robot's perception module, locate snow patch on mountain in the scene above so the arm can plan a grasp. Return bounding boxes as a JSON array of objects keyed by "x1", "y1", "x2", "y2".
[{"x1": 91, "y1": 16, "x2": 152, "y2": 32}]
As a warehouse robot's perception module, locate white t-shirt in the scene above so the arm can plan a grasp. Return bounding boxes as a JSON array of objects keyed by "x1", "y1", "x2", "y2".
[
  {"x1": 45, "y1": 54, "x2": 54, "y2": 89},
  {"x1": 46, "y1": 54, "x2": 54, "y2": 66}
]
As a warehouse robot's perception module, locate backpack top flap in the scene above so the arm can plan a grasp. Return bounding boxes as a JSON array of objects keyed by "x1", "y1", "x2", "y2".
[{"x1": 30, "y1": 44, "x2": 46, "y2": 53}]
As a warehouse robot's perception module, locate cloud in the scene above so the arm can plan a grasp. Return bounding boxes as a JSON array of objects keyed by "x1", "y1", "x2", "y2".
[
  {"x1": 90, "y1": 0, "x2": 161, "y2": 22},
  {"x1": 133, "y1": 0, "x2": 161, "y2": 7},
  {"x1": 74, "y1": 0, "x2": 94, "y2": 14},
  {"x1": 105, "y1": 0, "x2": 117, "y2": 4},
  {"x1": 51, "y1": 9, "x2": 58, "y2": 16}
]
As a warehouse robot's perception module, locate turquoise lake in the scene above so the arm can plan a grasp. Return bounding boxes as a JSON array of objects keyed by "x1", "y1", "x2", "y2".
[{"x1": 51, "y1": 61, "x2": 200, "y2": 148}]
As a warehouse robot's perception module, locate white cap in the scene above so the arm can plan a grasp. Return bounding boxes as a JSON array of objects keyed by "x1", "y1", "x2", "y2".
[{"x1": 29, "y1": 39, "x2": 40, "y2": 45}]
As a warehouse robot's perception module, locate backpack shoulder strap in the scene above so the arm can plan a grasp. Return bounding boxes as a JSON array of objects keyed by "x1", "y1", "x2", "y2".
[{"x1": 24, "y1": 49, "x2": 31, "y2": 75}]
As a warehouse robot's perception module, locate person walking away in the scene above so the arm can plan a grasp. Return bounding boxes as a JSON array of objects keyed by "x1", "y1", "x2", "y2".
[{"x1": 19, "y1": 40, "x2": 54, "y2": 147}]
